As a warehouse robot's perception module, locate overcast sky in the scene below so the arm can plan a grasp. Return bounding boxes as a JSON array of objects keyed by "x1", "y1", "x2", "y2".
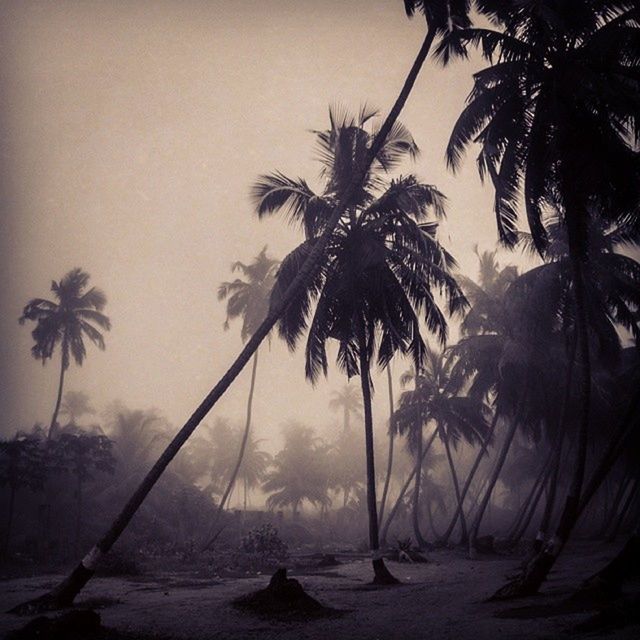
[{"x1": 0, "y1": 0, "x2": 520, "y2": 444}]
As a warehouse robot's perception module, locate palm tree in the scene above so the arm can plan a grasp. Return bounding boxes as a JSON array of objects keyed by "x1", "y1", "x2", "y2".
[
  {"x1": 329, "y1": 384, "x2": 362, "y2": 433},
  {"x1": 19, "y1": 269, "x2": 111, "y2": 440},
  {"x1": 237, "y1": 434, "x2": 272, "y2": 511},
  {"x1": 16, "y1": 3, "x2": 484, "y2": 609},
  {"x1": 263, "y1": 423, "x2": 330, "y2": 517},
  {"x1": 328, "y1": 425, "x2": 365, "y2": 508},
  {"x1": 394, "y1": 350, "x2": 490, "y2": 546},
  {"x1": 443, "y1": 2, "x2": 640, "y2": 589},
  {"x1": 255, "y1": 107, "x2": 465, "y2": 582},
  {"x1": 59, "y1": 391, "x2": 96, "y2": 427},
  {"x1": 213, "y1": 247, "x2": 279, "y2": 519}
]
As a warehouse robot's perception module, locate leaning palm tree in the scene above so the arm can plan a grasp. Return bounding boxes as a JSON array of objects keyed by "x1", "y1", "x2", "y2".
[
  {"x1": 212, "y1": 247, "x2": 279, "y2": 519},
  {"x1": 14, "y1": 4, "x2": 483, "y2": 610},
  {"x1": 19, "y1": 269, "x2": 111, "y2": 440},
  {"x1": 255, "y1": 106, "x2": 465, "y2": 582},
  {"x1": 237, "y1": 434, "x2": 272, "y2": 511},
  {"x1": 443, "y1": 0, "x2": 640, "y2": 595}
]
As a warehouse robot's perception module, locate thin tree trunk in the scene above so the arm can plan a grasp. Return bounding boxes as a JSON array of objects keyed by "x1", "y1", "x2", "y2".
[
  {"x1": 511, "y1": 462, "x2": 550, "y2": 544},
  {"x1": 489, "y1": 388, "x2": 640, "y2": 601},
  {"x1": 11, "y1": 26, "x2": 437, "y2": 612},
  {"x1": 442, "y1": 432, "x2": 468, "y2": 544},
  {"x1": 380, "y1": 428, "x2": 438, "y2": 547},
  {"x1": 49, "y1": 355, "x2": 67, "y2": 440},
  {"x1": 599, "y1": 471, "x2": 631, "y2": 539},
  {"x1": 357, "y1": 320, "x2": 398, "y2": 584},
  {"x1": 411, "y1": 426, "x2": 428, "y2": 548},
  {"x1": 378, "y1": 365, "x2": 395, "y2": 528},
  {"x1": 468, "y1": 416, "x2": 519, "y2": 558},
  {"x1": 202, "y1": 350, "x2": 259, "y2": 549},
  {"x1": 440, "y1": 410, "x2": 498, "y2": 545}
]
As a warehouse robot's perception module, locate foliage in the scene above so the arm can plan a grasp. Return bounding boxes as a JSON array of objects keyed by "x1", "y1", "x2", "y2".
[{"x1": 240, "y1": 523, "x2": 288, "y2": 562}]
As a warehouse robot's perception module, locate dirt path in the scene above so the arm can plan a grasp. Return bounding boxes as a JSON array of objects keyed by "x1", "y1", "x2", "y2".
[{"x1": 0, "y1": 543, "x2": 638, "y2": 639}]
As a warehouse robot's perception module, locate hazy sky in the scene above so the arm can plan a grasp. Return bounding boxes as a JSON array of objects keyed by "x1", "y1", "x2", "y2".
[{"x1": 0, "y1": 0, "x2": 516, "y2": 443}]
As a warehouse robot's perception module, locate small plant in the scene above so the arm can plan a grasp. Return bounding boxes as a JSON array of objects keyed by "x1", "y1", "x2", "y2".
[
  {"x1": 396, "y1": 537, "x2": 413, "y2": 552},
  {"x1": 240, "y1": 524, "x2": 288, "y2": 562}
]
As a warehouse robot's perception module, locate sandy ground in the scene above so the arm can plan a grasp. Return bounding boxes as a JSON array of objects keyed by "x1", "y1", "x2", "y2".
[{"x1": 0, "y1": 542, "x2": 638, "y2": 640}]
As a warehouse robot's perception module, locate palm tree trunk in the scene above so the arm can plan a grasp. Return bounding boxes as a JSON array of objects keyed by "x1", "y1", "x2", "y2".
[
  {"x1": 442, "y1": 432, "x2": 468, "y2": 544},
  {"x1": 357, "y1": 321, "x2": 398, "y2": 584},
  {"x1": 206, "y1": 350, "x2": 259, "y2": 540},
  {"x1": 380, "y1": 429, "x2": 438, "y2": 546},
  {"x1": 488, "y1": 388, "x2": 640, "y2": 601},
  {"x1": 378, "y1": 365, "x2": 395, "y2": 528},
  {"x1": 468, "y1": 416, "x2": 519, "y2": 558},
  {"x1": 440, "y1": 411, "x2": 498, "y2": 545},
  {"x1": 75, "y1": 476, "x2": 82, "y2": 556},
  {"x1": 510, "y1": 462, "x2": 550, "y2": 544},
  {"x1": 11, "y1": 27, "x2": 438, "y2": 612},
  {"x1": 49, "y1": 355, "x2": 67, "y2": 440},
  {"x1": 411, "y1": 426, "x2": 428, "y2": 549}
]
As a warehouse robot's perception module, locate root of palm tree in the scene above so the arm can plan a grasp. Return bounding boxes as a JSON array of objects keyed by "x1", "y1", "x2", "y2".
[{"x1": 372, "y1": 558, "x2": 401, "y2": 586}]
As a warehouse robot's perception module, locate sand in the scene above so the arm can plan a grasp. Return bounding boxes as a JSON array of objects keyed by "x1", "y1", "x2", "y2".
[{"x1": 0, "y1": 541, "x2": 638, "y2": 640}]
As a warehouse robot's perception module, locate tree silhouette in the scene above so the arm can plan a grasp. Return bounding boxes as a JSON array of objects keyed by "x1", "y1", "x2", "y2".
[
  {"x1": 19, "y1": 269, "x2": 110, "y2": 439},
  {"x1": 256, "y1": 106, "x2": 465, "y2": 582}
]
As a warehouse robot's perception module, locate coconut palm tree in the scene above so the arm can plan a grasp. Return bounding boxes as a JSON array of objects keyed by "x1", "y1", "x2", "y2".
[
  {"x1": 263, "y1": 423, "x2": 330, "y2": 517},
  {"x1": 443, "y1": 1, "x2": 639, "y2": 589},
  {"x1": 237, "y1": 434, "x2": 272, "y2": 511},
  {"x1": 15, "y1": 4, "x2": 488, "y2": 610},
  {"x1": 213, "y1": 247, "x2": 279, "y2": 519},
  {"x1": 255, "y1": 107, "x2": 465, "y2": 582},
  {"x1": 59, "y1": 391, "x2": 96, "y2": 427},
  {"x1": 329, "y1": 384, "x2": 362, "y2": 433},
  {"x1": 394, "y1": 350, "x2": 490, "y2": 546},
  {"x1": 19, "y1": 269, "x2": 111, "y2": 440}
]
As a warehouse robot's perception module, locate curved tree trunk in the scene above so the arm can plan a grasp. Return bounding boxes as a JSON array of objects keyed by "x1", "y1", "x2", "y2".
[
  {"x1": 10, "y1": 26, "x2": 437, "y2": 613},
  {"x1": 442, "y1": 431, "x2": 468, "y2": 544},
  {"x1": 440, "y1": 410, "x2": 498, "y2": 545},
  {"x1": 468, "y1": 416, "x2": 519, "y2": 558},
  {"x1": 606, "y1": 479, "x2": 638, "y2": 542},
  {"x1": 380, "y1": 429, "x2": 438, "y2": 546},
  {"x1": 378, "y1": 365, "x2": 395, "y2": 528},
  {"x1": 202, "y1": 350, "x2": 259, "y2": 550},
  {"x1": 357, "y1": 321, "x2": 398, "y2": 584},
  {"x1": 411, "y1": 426, "x2": 428, "y2": 549}
]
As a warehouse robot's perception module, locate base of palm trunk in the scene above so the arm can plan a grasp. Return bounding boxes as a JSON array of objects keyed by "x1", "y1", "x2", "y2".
[
  {"x1": 487, "y1": 550, "x2": 555, "y2": 601},
  {"x1": 372, "y1": 558, "x2": 400, "y2": 585},
  {"x1": 9, "y1": 563, "x2": 94, "y2": 615}
]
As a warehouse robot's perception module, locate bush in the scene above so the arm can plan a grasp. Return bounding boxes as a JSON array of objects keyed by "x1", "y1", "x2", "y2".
[{"x1": 240, "y1": 524, "x2": 288, "y2": 563}]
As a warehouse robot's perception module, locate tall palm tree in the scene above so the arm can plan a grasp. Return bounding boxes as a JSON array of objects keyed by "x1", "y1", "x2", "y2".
[
  {"x1": 256, "y1": 107, "x2": 465, "y2": 582},
  {"x1": 329, "y1": 384, "x2": 363, "y2": 433},
  {"x1": 16, "y1": 4, "x2": 486, "y2": 610},
  {"x1": 19, "y1": 269, "x2": 111, "y2": 440},
  {"x1": 444, "y1": 1, "x2": 639, "y2": 585},
  {"x1": 212, "y1": 247, "x2": 279, "y2": 520}
]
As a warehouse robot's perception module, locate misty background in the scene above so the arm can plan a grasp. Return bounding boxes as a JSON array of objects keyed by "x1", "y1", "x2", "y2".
[{"x1": 2, "y1": 0, "x2": 511, "y2": 443}]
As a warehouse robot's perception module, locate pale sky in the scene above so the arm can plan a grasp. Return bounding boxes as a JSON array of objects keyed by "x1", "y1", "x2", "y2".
[{"x1": 0, "y1": 0, "x2": 516, "y2": 443}]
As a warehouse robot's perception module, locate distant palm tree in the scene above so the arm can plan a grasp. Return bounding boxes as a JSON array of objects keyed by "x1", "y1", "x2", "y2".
[
  {"x1": 394, "y1": 350, "x2": 490, "y2": 546},
  {"x1": 329, "y1": 384, "x2": 362, "y2": 433},
  {"x1": 59, "y1": 391, "x2": 96, "y2": 427},
  {"x1": 256, "y1": 106, "x2": 465, "y2": 582},
  {"x1": 263, "y1": 423, "x2": 330, "y2": 516},
  {"x1": 214, "y1": 247, "x2": 279, "y2": 517},
  {"x1": 19, "y1": 269, "x2": 110, "y2": 439},
  {"x1": 237, "y1": 434, "x2": 271, "y2": 511}
]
